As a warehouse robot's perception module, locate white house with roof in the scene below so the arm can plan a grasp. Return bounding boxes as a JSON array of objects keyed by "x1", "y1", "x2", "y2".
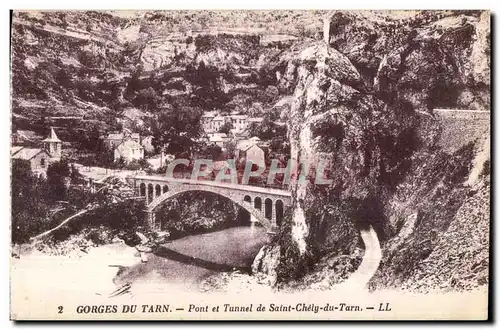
[
  {"x1": 235, "y1": 137, "x2": 265, "y2": 169},
  {"x1": 102, "y1": 130, "x2": 141, "y2": 151},
  {"x1": 114, "y1": 139, "x2": 145, "y2": 163},
  {"x1": 209, "y1": 132, "x2": 229, "y2": 149},
  {"x1": 211, "y1": 116, "x2": 226, "y2": 132},
  {"x1": 201, "y1": 112, "x2": 217, "y2": 133},
  {"x1": 239, "y1": 143, "x2": 265, "y2": 169},
  {"x1": 229, "y1": 114, "x2": 249, "y2": 132},
  {"x1": 201, "y1": 111, "x2": 264, "y2": 136},
  {"x1": 249, "y1": 136, "x2": 261, "y2": 144}
]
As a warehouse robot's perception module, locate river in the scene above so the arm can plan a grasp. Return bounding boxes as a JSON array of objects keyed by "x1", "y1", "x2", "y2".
[{"x1": 113, "y1": 224, "x2": 269, "y2": 293}]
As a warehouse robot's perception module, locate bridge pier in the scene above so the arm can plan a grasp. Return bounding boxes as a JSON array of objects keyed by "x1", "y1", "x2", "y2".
[
  {"x1": 271, "y1": 200, "x2": 277, "y2": 227},
  {"x1": 144, "y1": 210, "x2": 158, "y2": 231}
]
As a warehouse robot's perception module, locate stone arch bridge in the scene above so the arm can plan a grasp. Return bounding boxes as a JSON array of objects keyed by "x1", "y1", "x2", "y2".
[{"x1": 133, "y1": 175, "x2": 292, "y2": 233}]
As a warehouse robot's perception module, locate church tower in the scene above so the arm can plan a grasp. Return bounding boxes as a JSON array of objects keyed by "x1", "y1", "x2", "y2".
[{"x1": 43, "y1": 127, "x2": 62, "y2": 160}]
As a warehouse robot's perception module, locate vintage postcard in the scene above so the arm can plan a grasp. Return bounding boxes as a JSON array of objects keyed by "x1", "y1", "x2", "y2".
[{"x1": 9, "y1": 9, "x2": 490, "y2": 320}]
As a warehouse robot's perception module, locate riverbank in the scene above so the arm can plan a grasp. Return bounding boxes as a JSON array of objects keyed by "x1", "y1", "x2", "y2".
[
  {"x1": 11, "y1": 241, "x2": 140, "y2": 307},
  {"x1": 11, "y1": 224, "x2": 270, "y2": 304}
]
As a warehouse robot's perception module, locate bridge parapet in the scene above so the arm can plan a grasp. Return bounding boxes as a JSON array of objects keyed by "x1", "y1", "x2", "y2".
[{"x1": 433, "y1": 109, "x2": 490, "y2": 121}]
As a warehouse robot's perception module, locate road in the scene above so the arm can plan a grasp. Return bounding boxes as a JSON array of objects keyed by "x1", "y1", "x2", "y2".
[{"x1": 334, "y1": 225, "x2": 382, "y2": 291}]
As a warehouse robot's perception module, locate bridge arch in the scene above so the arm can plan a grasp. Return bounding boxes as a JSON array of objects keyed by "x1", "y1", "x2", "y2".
[
  {"x1": 155, "y1": 184, "x2": 161, "y2": 197},
  {"x1": 264, "y1": 198, "x2": 273, "y2": 220},
  {"x1": 146, "y1": 185, "x2": 273, "y2": 230},
  {"x1": 254, "y1": 197, "x2": 262, "y2": 211},
  {"x1": 139, "y1": 183, "x2": 146, "y2": 196}
]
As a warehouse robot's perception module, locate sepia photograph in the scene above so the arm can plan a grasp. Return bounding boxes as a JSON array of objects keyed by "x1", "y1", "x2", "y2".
[{"x1": 8, "y1": 9, "x2": 490, "y2": 320}]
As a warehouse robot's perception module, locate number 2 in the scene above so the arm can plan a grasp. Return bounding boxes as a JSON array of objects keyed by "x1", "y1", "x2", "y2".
[{"x1": 58, "y1": 306, "x2": 63, "y2": 314}]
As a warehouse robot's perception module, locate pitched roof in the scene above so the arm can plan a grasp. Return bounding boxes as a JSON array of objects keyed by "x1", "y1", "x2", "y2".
[
  {"x1": 12, "y1": 148, "x2": 49, "y2": 160},
  {"x1": 242, "y1": 143, "x2": 262, "y2": 152},
  {"x1": 105, "y1": 131, "x2": 140, "y2": 141},
  {"x1": 209, "y1": 135, "x2": 225, "y2": 142},
  {"x1": 117, "y1": 139, "x2": 143, "y2": 150},
  {"x1": 230, "y1": 115, "x2": 248, "y2": 119},
  {"x1": 11, "y1": 146, "x2": 24, "y2": 155},
  {"x1": 106, "y1": 133, "x2": 125, "y2": 140},
  {"x1": 237, "y1": 140, "x2": 252, "y2": 150},
  {"x1": 43, "y1": 127, "x2": 61, "y2": 143},
  {"x1": 247, "y1": 117, "x2": 264, "y2": 123},
  {"x1": 211, "y1": 132, "x2": 228, "y2": 138}
]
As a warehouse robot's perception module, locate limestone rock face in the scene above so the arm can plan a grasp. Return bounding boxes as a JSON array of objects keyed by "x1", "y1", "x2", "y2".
[
  {"x1": 251, "y1": 244, "x2": 280, "y2": 285},
  {"x1": 328, "y1": 11, "x2": 490, "y2": 111},
  {"x1": 272, "y1": 11, "x2": 490, "y2": 289}
]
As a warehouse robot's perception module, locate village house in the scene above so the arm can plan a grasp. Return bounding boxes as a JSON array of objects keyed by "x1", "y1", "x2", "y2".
[
  {"x1": 11, "y1": 127, "x2": 63, "y2": 176},
  {"x1": 208, "y1": 132, "x2": 229, "y2": 149},
  {"x1": 235, "y1": 137, "x2": 265, "y2": 169},
  {"x1": 100, "y1": 129, "x2": 153, "y2": 162},
  {"x1": 12, "y1": 147, "x2": 52, "y2": 176},
  {"x1": 239, "y1": 143, "x2": 265, "y2": 169},
  {"x1": 101, "y1": 130, "x2": 140, "y2": 151},
  {"x1": 201, "y1": 112, "x2": 217, "y2": 133},
  {"x1": 229, "y1": 114, "x2": 249, "y2": 132},
  {"x1": 114, "y1": 139, "x2": 145, "y2": 163},
  {"x1": 201, "y1": 111, "x2": 264, "y2": 139},
  {"x1": 211, "y1": 116, "x2": 226, "y2": 132}
]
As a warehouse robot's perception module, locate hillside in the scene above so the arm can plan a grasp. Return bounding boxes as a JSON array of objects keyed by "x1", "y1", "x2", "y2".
[
  {"x1": 11, "y1": 10, "x2": 325, "y2": 143},
  {"x1": 10, "y1": 10, "x2": 490, "y2": 293}
]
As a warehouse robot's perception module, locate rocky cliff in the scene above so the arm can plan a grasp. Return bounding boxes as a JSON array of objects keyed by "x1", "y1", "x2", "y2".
[{"x1": 252, "y1": 10, "x2": 490, "y2": 292}]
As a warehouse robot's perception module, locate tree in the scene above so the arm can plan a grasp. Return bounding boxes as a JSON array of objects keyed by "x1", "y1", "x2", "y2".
[
  {"x1": 11, "y1": 162, "x2": 50, "y2": 244},
  {"x1": 134, "y1": 87, "x2": 162, "y2": 111},
  {"x1": 124, "y1": 66, "x2": 144, "y2": 100},
  {"x1": 225, "y1": 140, "x2": 237, "y2": 159},
  {"x1": 206, "y1": 144, "x2": 223, "y2": 160},
  {"x1": 46, "y1": 160, "x2": 71, "y2": 201},
  {"x1": 78, "y1": 49, "x2": 98, "y2": 68},
  {"x1": 218, "y1": 121, "x2": 233, "y2": 134},
  {"x1": 247, "y1": 117, "x2": 286, "y2": 141},
  {"x1": 146, "y1": 104, "x2": 204, "y2": 156},
  {"x1": 55, "y1": 67, "x2": 72, "y2": 88},
  {"x1": 185, "y1": 61, "x2": 229, "y2": 109}
]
